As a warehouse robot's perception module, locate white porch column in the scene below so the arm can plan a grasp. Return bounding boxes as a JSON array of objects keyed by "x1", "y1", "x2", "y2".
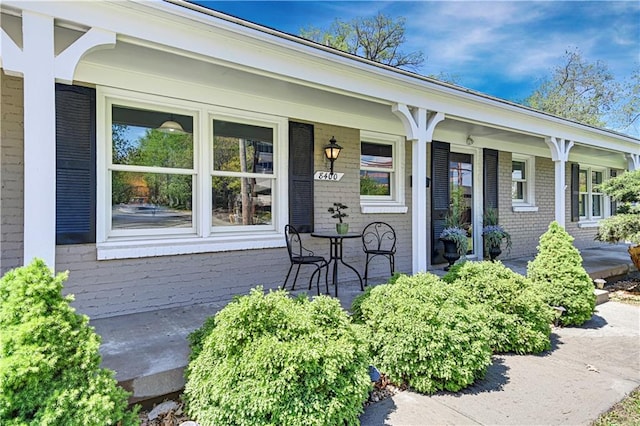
[
  {"x1": 545, "y1": 137, "x2": 574, "y2": 227},
  {"x1": 627, "y1": 153, "x2": 640, "y2": 171},
  {"x1": 392, "y1": 104, "x2": 444, "y2": 273},
  {"x1": 1, "y1": 11, "x2": 114, "y2": 269}
]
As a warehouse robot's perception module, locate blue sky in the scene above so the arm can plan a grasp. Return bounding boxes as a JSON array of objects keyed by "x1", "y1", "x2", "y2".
[{"x1": 192, "y1": 1, "x2": 639, "y2": 105}]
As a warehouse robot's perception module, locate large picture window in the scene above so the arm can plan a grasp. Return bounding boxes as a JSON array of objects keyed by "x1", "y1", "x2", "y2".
[
  {"x1": 97, "y1": 88, "x2": 287, "y2": 259},
  {"x1": 359, "y1": 131, "x2": 406, "y2": 214}
]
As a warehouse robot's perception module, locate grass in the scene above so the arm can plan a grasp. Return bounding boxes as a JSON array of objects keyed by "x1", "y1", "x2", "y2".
[{"x1": 592, "y1": 386, "x2": 640, "y2": 426}]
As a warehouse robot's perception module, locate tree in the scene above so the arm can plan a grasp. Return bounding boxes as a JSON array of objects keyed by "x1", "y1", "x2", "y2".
[
  {"x1": 595, "y1": 169, "x2": 640, "y2": 271},
  {"x1": 300, "y1": 12, "x2": 424, "y2": 69},
  {"x1": 525, "y1": 49, "x2": 639, "y2": 133},
  {"x1": 525, "y1": 49, "x2": 617, "y2": 127}
]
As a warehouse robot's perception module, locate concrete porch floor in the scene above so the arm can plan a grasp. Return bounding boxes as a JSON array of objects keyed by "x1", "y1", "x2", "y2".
[{"x1": 91, "y1": 243, "x2": 637, "y2": 405}]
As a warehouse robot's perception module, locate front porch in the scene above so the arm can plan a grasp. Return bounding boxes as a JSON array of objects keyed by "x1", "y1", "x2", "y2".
[{"x1": 91, "y1": 243, "x2": 637, "y2": 405}]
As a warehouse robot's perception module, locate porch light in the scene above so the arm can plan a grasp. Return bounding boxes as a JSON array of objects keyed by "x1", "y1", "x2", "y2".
[
  {"x1": 323, "y1": 136, "x2": 342, "y2": 174},
  {"x1": 157, "y1": 117, "x2": 187, "y2": 134}
]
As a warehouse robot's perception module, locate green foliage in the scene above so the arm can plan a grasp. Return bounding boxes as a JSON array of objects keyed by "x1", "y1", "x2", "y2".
[
  {"x1": 300, "y1": 12, "x2": 424, "y2": 69},
  {"x1": 524, "y1": 49, "x2": 639, "y2": 132},
  {"x1": 184, "y1": 288, "x2": 370, "y2": 426},
  {"x1": 357, "y1": 273, "x2": 492, "y2": 394},
  {"x1": 596, "y1": 213, "x2": 640, "y2": 245},
  {"x1": 449, "y1": 261, "x2": 553, "y2": 354},
  {"x1": 596, "y1": 169, "x2": 640, "y2": 246},
  {"x1": 0, "y1": 260, "x2": 138, "y2": 426},
  {"x1": 360, "y1": 174, "x2": 388, "y2": 195},
  {"x1": 527, "y1": 222, "x2": 596, "y2": 326},
  {"x1": 441, "y1": 260, "x2": 467, "y2": 284}
]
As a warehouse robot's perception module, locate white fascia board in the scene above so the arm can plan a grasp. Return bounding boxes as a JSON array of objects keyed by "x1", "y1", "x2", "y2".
[{"x1": 6, "y1": 0, "x2": 640, "y2": 153}]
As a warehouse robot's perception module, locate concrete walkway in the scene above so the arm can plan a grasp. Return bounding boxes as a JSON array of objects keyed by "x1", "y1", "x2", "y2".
[
  {"x1": 360, "y1": 300, "x2": 640, "y2": 425},
  {"x1": 92, "y1": 243, "x2": 638, "y2": 408}
]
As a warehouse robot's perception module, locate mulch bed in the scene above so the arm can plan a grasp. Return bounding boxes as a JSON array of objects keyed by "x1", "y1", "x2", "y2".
[
  {"x1": 139, "y1": 374, "x2": 402, "y2": 425},
  {"x1": 604, "y1": 270, "x2": 640, "y2": 304}
]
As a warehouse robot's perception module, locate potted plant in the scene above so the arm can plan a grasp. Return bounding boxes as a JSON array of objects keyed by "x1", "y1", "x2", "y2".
[
  {"x1": 328, "y1": 202, "x2": 349, "y2": 234},
  {"x1": 482, "y1": 224, "x2": 512, "y2": 261},
  {"x1": 481, "y1": 208, "x2": 511, "y2": 261},
  {"x1": 439, "y1": 227, "x2": 468, "y2": 270}
]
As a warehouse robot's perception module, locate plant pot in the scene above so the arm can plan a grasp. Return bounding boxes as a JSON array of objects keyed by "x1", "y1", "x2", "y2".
[
  {"x1": 488, "y1": 245, "x2": 502, "y2": 261},
  {"x1": 440, "y1": 238, "x2": 460, "y2": 271},
  {"x1": 629, "y1": 245, "x2": 640, "y2": 272},
  {"x1": 336, "y1": 223, "x2": 349, "y2": 234}
]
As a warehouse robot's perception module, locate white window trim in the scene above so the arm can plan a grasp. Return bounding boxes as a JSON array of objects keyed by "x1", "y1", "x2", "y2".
[
  {"x1": 578, "y1": 165, "x2": 608, "y2": 223},
  {"x1": 96, "y1": 87, "x2": 288, "y2": 260},
  {"x1": 359, "y1": 131, "x2": 407, "y2": 214},
  {"x1": 511, "y1": 154, "x2": 538, "y2": 212}
]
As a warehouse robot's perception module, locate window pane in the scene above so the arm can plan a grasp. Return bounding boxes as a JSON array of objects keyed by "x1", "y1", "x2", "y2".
[
  {"x1": 512, "y1": 181, "x2": 524, "y2": 200},
  {"x1": 592, "y1": 194, "x2": 602, "y2": 217},
  {"x1": 361, "y1": 142, "x2": 393, "y2": 169},
  {"x1": 360, "y1": 171, "x2": 390, "y2": 195},
  {"x1": 112, "y1": 171, "x2": 192, "y2": 229},
  {"x1": 213, "y1": 120, "x2": 273, "y2": 174},
  {"x1": 579, "y1": 170, "x2": 588, "y2": 192},
  {"x1": 512, "y1": 161, "x2": 525, "y2": 180},
  {"x1": 579, "y1": 194, "x2": 586, "y2": 217},
  {"x1": 112, "y1": 106, "x2": 193, "y2": 169},
  {"x1": 592, "y1": 171, "x2": 603, "y2": 193},
  {"x1": 212, "y1": 176, "x2": 272, "y2": 226}
]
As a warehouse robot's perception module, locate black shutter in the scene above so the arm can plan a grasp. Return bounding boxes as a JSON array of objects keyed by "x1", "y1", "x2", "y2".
[
  {"x1": 610, "y1": 169, "x2": 617, "y2": 215},
  {"x1": 483, "y1": 149, "x2": 499, "y2": 214},
  {"x1": 431, "y1": 141, "x2": 450, "y2": 263},
  {"x1": 288, "y1": 122, "x2": 314, "y2": 233},
  {"x1": 55, "y1": 84, "x2": 96, "y2": 244},
  {"x1": 571, "y1": 163, "x2": 580, "y2": 222}
]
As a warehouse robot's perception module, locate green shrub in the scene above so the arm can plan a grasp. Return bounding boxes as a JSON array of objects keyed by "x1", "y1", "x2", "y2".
[
  {"x1": 184, "y1": 288, "x2": 370, "y2": 426},
  {"x1": 0, "y1": 260, "x2": 138, "y2": 426},
  {"x1": 527, "y1": 222, "x2": 596, "y2": 326},
  {"x1": 449, "y1": 261, "x2": 553, "y2": 354},
  {"x1": 357, "y1": 273, "x2": 492, "y2": 394},
  {"x1": 441, "y1": 260, "x2": 467, "y2": 284}
]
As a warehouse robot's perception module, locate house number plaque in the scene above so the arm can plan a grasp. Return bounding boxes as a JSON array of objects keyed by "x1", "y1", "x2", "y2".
[{"x1": 314, "y1": 171, "x2": 344, "y2": 181}]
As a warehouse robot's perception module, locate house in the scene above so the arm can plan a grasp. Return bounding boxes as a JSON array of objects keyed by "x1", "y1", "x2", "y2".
[{"x1": 1, "y1": 0, "x2": 639, "y2": 320}]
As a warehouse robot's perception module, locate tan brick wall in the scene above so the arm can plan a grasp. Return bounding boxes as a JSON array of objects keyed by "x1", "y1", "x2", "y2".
[
  {"x1": 0, "y1": 72, "x2": 24, "y2": 274},
  {"x1": 57, "y1": 121, "x2": 412, "y2": 319},
  {"x1": 497, "y1": 152, "x2": 555, "y2": 258}
]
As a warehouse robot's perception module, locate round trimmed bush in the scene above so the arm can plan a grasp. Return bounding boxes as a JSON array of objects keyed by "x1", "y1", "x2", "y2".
[
  {"x1": 0, "y1": 260, "x2": 137, "y2": 426},
  {"x1": 184, "y1": 288, "x2": 370, "y2": 426},
  {"x1": 527, "y1": 222, "x2": 596, "y2": 326},
  {"x1": 355, "y1": 273, "x2": 492, "y2": 394},
  {"x1": 449, "y1": 261, "x2": 554, "y2": 354}
]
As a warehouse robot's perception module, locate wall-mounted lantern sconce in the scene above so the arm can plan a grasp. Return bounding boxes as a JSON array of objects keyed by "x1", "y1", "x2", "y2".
[{"x1": 323, "y1": 136, "x2": 343, "y2": 174}]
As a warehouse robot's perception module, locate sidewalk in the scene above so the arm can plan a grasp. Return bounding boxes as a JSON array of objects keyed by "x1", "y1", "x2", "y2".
[
  {"x1": 92, "y1": 243, "x2": 637, "y2": 405},
  {"x1": 360, "y1": 300, "x2": 640, "y2": 425}
]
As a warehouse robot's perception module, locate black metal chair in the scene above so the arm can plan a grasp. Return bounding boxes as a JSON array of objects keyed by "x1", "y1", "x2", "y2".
[
  {"x1": 362, "y1": 222, "x2": 396, "y2": 286},
  {"x1": 283, "y1": 225, "x2": 329, "y2": 295}
]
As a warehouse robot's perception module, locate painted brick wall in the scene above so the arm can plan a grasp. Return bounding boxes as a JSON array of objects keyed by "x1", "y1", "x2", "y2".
[
  {"x1": 57, "y1": 121, "x2": 412, "y2": 319},
  {"x1": 0, "y1": 72, "x2": 24, "y2": 274},
  {"x1": 497, "y1": 152, "x2": 555, "y2": 259}
]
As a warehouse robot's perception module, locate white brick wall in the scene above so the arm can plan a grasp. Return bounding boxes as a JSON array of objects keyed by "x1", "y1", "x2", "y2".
[{"x1": 0, "y1": 72, "x2": 24, "y2": 274}]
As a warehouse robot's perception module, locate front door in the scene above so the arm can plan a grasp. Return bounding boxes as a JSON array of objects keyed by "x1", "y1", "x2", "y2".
[{"x1": 431, "y1": 143, "x2": 474, "y2": 264}]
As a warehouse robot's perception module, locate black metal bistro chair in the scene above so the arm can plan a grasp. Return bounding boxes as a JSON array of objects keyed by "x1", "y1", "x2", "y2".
[
  {"x1": 362, "y1": 222, "x2": 396, "y2": 286},
  {"x1": 283, "y1": 225, "x2": 329, "y2": 295}
]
